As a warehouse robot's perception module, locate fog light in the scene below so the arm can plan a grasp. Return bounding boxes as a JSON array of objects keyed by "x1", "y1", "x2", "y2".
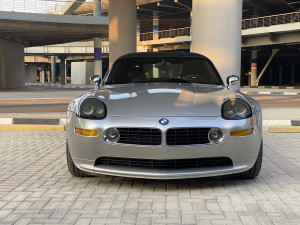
[
  {"x1": 104, "y1": 128, "x2": 120, "y2": 143},
  {"x1": 75, "y1": 128, "x2": 98, "y2": 136},
  {"x1": 208, "y1": 128, "x2": 224, "y2": 143}
]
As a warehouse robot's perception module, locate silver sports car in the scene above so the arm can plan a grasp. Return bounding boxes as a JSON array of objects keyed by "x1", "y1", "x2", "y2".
[{"x1": 66, "y1": 52, "x2": 262, "y2": 179}]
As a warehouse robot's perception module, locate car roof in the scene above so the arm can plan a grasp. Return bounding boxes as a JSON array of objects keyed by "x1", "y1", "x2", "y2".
[{"x1": 118, "y1": 52, "x2": 209, "y2": 60}]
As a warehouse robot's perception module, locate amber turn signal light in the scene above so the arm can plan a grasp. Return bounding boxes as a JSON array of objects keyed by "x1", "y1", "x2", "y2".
[
  {"x1": 230, "y1": 128, "x2": 253, "y2": 136},
  {"x1": 75, "y1": 128, "x2": 99, "y2": 136}
]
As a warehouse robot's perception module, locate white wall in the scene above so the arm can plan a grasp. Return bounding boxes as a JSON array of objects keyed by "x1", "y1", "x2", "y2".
[
  {"x1": 25, "y1": 64, "x2": 38, "y2": 83},
  {"x1": 71, "y1": 62, "x2": 94, "y2": 85}
]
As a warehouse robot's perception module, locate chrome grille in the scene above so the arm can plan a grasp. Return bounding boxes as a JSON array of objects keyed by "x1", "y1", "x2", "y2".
[
  {"x1": 166, "y1": 128, "x2": 211, "y2": 145},
  {"x1": 95, "y1": 157, "x2": 233, "y2": 170},
  {"x1": 116, "y1": 128, "x2": 161, "y2": 145}
]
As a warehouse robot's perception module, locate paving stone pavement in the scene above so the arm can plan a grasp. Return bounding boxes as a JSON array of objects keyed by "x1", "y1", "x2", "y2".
[{"x1": 0, "y1": 131, "x2": 300, "y2": 224}]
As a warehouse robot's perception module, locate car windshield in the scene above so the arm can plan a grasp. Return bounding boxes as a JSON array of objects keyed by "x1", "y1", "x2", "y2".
[{"x1": 104, "y1": 57, "x2": 224, "y2": 85}]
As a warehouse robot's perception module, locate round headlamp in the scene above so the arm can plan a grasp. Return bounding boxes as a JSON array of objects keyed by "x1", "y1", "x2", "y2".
[
  {"x1": 79, "y1": 98, "x2": 106, "y2": 119},
  {"x1": 221, "y1": 98, "x2": 252, "y2": 120}
]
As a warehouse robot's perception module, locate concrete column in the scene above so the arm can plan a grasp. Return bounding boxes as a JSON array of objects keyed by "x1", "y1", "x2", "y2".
[
  {"x1": 250, "y1": 50, "x2": 258, "y2": 86},
  {"x1": 191, "y1": 0, "x2": 243, "y2": 85},
  {"x1": 137, "y1": 19, "x2": 141, "y2": 42},
  {"x1": 93, "y1": 0, "x2": 102, "y2": 78},
  {"x1": 51, "y1": 56, "x2": 56, "y2": 84},
  {"x1": 153, "y1": 11, "x2": 159, "y2": 40},
  {"x1": 59, "y1": 55, "x2": 67, "y2": 85},
  {"x1": 93, "y1": 0, "x2": 101, "y2": 16},
  {"x1": 291, "y1": 64, "x2": 295, "y2": 85},
  {"x1": 0, "y1": 38, "x2": 25, "y2": 89},
  {"x1": 279, "y1": 65, "x2": 283, "y2": 85},
  {"x1": 190, "y1": 11, "x2": 192, "y2": 36},
  {"x1": 109, "y1": 0, "x2": 136, "y2": 67},
  {"x1": 269, "y1": 67, "x2": 273, "y2": 82},
  {"x1": 40, "y1": 65, "x2": 45, "y2": 83},
  {"x1": 25, "y1": 64, "x2": 38, "y2": 83},
  {"x1": 94, "y1": 37, "x2": 102, "y2": 77}
]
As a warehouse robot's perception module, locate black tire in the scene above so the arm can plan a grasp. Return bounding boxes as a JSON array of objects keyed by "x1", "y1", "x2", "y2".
[
  {"x1": 66, "y1": 142, "x2": 91, "y2": 177},
  {"x1": 234, "y1": 141, "x2": 263, "y2": 179}
]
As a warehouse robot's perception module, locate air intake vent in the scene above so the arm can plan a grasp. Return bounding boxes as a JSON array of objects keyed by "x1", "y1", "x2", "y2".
[
  {"x1": 116, "y1": 128, "x2": 161, "y2": 145},
  {"x1": 95, "y1": 157, "x2": 233, "y2": 170},
  {"x1": 166, "y1": 128, "x2": 211, "y2": 145}
]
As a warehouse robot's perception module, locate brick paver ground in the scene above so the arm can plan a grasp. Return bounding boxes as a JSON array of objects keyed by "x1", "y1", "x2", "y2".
[{"x1": 0, "y1": 131, "x2": 300, "y2": 224}]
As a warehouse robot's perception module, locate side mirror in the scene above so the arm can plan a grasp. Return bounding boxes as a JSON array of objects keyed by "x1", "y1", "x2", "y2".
[
  {"x1": 227, "y1": 75, "x2": 239, "y2": 89},
  {"x1": 90, "y1": 75, "x2": 101, "y2": 88}
]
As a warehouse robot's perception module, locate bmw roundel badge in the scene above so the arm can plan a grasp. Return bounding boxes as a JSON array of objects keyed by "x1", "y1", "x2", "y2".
[{"x1": 159, "y1": 118, "x2": 169, "y2": 125}]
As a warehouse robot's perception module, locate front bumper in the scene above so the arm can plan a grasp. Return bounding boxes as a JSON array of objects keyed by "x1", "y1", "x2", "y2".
[{"x1": 66, "y1": 112, "x2": 262, "y2": 179}]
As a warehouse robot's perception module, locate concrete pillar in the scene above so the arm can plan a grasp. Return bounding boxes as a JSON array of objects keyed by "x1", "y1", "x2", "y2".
[
  {"x1": 190, "y1": 11, "x2": 192, "y2": 36},
  {"x1": 94, "y1": 37, "x2": 102, "y2": 77},
  {"x1": 25, "y1": 64, "x2": 38, "y2": 83},
  {"x1": 109, "y1": 0, "x2": 136, "y2": 67},
  {"x1": 93, "y1": 0, "x2": 102, "y2": 78},
  {"x1": 269, "y1": 67, "x2": 273, "y2": 82},
  {"x1": 291, "y1": 64, "x2": 295, "y2": 85},
  {"x1": 153, "y1": 11, "x2": 159, "y2": 40},
  {"x1": 93, "y1": 0, "x2": 101, "y2": 16},
  {"x1": 279, "y1": 65, "x2": 283, "y2": 85},
  {"x1": 40, "y1": 66, "x2": 45, "y2": 83},
  {"x1": 59, "y1": 55, "x2": 67, "y2": 85},
  {"x1": 250, "y1": 50, "x2": 258, "y2": 86},
  {"x1": 137, "y1": 19, "x2": 140, "y2": 42},
  {"x1": 51, "y1": 56, "x2": 56, "y2": 84},
  {"x1": 0, "y1": 38, "x2": 25, "y2": 89},
  {"x1": 191, "y1": 0, "x2": 243, "y2": 85}
]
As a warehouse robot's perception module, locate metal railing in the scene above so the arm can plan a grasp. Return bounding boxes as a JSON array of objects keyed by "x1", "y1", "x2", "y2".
[
  {"x1": 242, "y1": 12, "x2": 300, "y2": 30},
  {"x1": 139, "y1": 11, "x2": 300, "y2": 42},
  {"x1": 140, "y1": 27, "x2": 191, "y2": 41},
  {"x1": 0, "y1": 0, "x2": 103, "y2": 15}
]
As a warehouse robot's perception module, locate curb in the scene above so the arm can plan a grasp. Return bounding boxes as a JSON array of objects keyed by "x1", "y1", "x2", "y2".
[
  {"x1": 0, "y1": 118, "x2": 66, "y2": 125},
  {"x1": 269, "y1": 126, "x2": 300, "y2": 133},
  {"x1": 0, "y1": 124, "x2": 65, "y2": 131}
]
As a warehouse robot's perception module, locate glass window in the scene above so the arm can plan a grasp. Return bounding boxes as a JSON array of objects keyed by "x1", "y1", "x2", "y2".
[{"x1": 105, "y1": 57, "x2": 223, "y2": 85}]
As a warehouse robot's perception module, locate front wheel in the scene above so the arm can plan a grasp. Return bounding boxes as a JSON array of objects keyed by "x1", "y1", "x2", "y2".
[
  {"x1": 66, "y1": 142, "x2": 91, "y2": 177},
  {"x1": 234, "y1": 141, "x2": 263, "y2": 179}
]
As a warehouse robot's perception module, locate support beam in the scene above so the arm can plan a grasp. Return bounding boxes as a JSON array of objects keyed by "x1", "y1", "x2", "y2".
[
  {"x1": 51, "y1": 56, "x2": 56, "y2": 84},
  {"x1": 59, "y1": 55, "x2": 67, "y2": 85},
  {"x1": 153, "y1": 11, "x2": 159, "y2": 40},
  {"x1": 255, "y1": 49, "x2": 280, "y2": 86},
  {"x1": 94, "y1": 37, "x2": 102, "y2": 78},
  {"x1": 93, "y1": 0, "x2": 101, "y2": 16},
  {"x1": 250, "y1": 50, "x2": 258, "y2": 86},
  {"x1": 109, "y1": 0, "x2": 136, "y2": 67},
  {"x1": 191, "y1": 0, "x2": 243, "y2": 85},
  {"x1": 291, "y1": 64, "x2": 295, "y2": 85},
  {"x1": 279, "y1": 65, "x2": 283, "y2": 85},
  {"x1": 93, "y1": 0, "x2": 102, "y2": 78},
  {"x1": 61, "y1": 0, "x2": 86, "y2": 15}
]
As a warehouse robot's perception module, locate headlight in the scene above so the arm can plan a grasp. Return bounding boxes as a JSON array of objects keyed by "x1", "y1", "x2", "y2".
[
  {"x1": 221, "y1": 98, "x2": 252, "y2": 120},
  {"x1": 79, "y1": 98, "x2": 106, "y2": 119}
]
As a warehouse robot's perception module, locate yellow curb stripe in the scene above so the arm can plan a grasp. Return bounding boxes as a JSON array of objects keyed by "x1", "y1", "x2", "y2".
[
  {"x1": 0, "y1": 125, "x2": 66, "y2": 131},
  {"x1": 269, "y1": 126, "x2": 300, "y2": 133}
]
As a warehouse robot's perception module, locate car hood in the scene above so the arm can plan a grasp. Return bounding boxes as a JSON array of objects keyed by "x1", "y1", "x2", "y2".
[{"x1": 90, "y1": 83, "x2": 237, "y2": 117}]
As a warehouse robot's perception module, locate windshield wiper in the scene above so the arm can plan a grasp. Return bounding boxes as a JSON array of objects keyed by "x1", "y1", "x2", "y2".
[{"x1": 133, "y1": 78, "x2": 193, "y2": 83}]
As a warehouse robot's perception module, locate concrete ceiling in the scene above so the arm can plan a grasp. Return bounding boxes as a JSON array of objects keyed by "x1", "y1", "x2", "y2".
[{"x1": 0, "y1": 11, "x2": 108, "y2": 47}]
